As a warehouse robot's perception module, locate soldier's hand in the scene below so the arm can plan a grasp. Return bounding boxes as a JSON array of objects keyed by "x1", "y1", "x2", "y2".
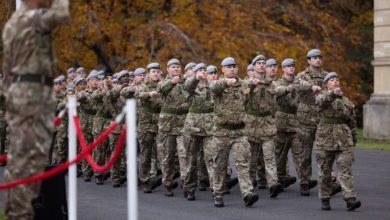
[
  {"x1": 172, "y1": 76, "x2": 180, "y2": 84},
  {"x1": 130, "y1": 85, "x2": 138, "y2": 92},
  {"x1": 311, "y1": 85, "x2": 322, "y2": 93},
  {"x1": 226, "y1": 78, "x2": 237, "y2": 86},
  {"x1": 287, "y1": 85, "x2": 294, "y2": 92},
  {"x1": 149, "y1": 91, "x2": 158, "y2": 98},
  {"x1": 196, "y1": 72, "x2": 205, "y2": 80},
  {"x1": 333, "y1": 88, "x2": 343, "y2": 96},
  {"x1": 252, "y1": 79, "x2": 260, "y2": 86}
]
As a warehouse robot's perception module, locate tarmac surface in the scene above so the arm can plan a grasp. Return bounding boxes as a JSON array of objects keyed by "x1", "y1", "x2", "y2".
[{"x1": 1, "y1": 148, "x2": 390, "y2": 220}]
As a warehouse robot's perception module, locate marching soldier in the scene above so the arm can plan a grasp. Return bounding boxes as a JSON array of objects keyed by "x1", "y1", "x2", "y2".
[
  {"x1": 157, "y1": 59, "x2": 189, "y2": 197},
  {"x1": 211, "y1": 57, "x2": 258, "y2": 207},
  {"x1": 245, "y1": 55, "x2": 283, "y2": 198},
  {"x1": 296, "y1": 49, "x2": 327, "y2": 196},
  {"x1": 315, "y1": 72, "x2": 361, "y2": 211}
]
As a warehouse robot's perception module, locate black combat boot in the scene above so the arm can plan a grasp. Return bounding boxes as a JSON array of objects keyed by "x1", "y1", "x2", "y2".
[
  {"x1": 321, "y1": 199, "x2": 331, "y2": 210},
  {"x1": 228, "y1": 177, "x2": 239, "y2": 189},
  {"x1": 331, "y1": 183, "x2": 342, "y2": 196},
  {"x1": 150, "y1": 177, "x2": 162, "y2": 190},
  {"x1": 257, "y1": 179, "x2": 267, "y2": 189},
  {"x1": 214, "y1": 196, "x2": 224, "y2": 207},
  {"x1": 187, "y1": 192, "x2": 196, "y2": 201},
  {"x1": 199, "y1": 180, "x2": 209, "y2": 191},
  {"x1": 309, "y1": 179, "x2": 318, "y2": 189},
  {"x1": 346, "y1": 198, "x2": 361, "y2": 211},
  {"x1": 300, "y1": 184, "x2": 310, "y2": 196},
  {"x1": 283, "y1": 176, "x2": 297, "y2": 188},
  {"x1": 269, "y1": 183, "x2": 283, "y2": 198},
  {"x1": 243, "y1": 193, "x2": 259, "y2": 207}
]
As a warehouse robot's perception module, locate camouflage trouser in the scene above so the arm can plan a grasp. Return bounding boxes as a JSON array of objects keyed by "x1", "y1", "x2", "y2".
[
  {"x1": 299, "y1": 126, "x2": 316, "y2": 186},
  {"x1": 93, "y1": 133, "x2": 110, "y2": 178},
  {"x1": 4, "y1": 83, "x2": 54, "y2": 220},
  {"x1": 182, "y1": 134, "x2": 214, "y2": 194},
  {"x1": 138, "y1": 132, "x2": 158, "y2": 185},
  {"x1": 213, "y1": 135, "x2": 253, "y2": 198},
  {"x1": 150, "y1": 141, "x2": 159, "y2": 178},
  {"x1": 157, "y1": 132, "x2": 182, "y2": 188},
  {"x1": 275, "y1": 132, "x2": 302, "y2": 183},
  {"x1": 249, "y1": 139, "x2": 278, "y2": 187},
  {"x1": 198, "y1": 147, "x2": 210, "y2": 185},
  {"x1": 108, "y1": 132, "x2": 125, "y2": 183},
  {"x1": 250, "y1": 145, "x2": 266, "y2": 184},
  {"x1": 52, "y1": 123, "x2": 68, "y2": 164},
  {"x1": 80, "y1": 113, "x2": 94, "y2": 178},
  {"x1": 316, "y1": 149, "x2": 356, "y2": 200}
]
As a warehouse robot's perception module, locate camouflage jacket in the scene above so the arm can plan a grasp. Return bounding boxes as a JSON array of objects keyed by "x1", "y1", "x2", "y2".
[
  {"x1": 2, "y1": 0, "x2": 69, "y2": 89},
  {"x1": 315, "y1": 90, "x2": 357, "y2": 151},
  {"x1": 157, "y1": 75, "x2": 189, "y2": 135},
  {"x1": 274, "y1": 76, "x2": 300, "y2": 133},
  {"x1": 297, "y1": 67, "x2": 328, "y2": 127},
  {"x1": 77, "y1": 88, "x2": 96, "y2": 133},
  {"x1": 134, "y1": 80, "x2": 161, "y2": 134},
  {"x1": 212, "y1": 78, "x2": 249, "y2": 137},
  {"x1": 243, "y1": 78, "x2": 277, "y2": 141},
  {"x1": 90, "y1": 88, "x2": 112, "y2": 134},
  {"x1": 182, "y1": 77, "x2": 214, "y2": 136}
]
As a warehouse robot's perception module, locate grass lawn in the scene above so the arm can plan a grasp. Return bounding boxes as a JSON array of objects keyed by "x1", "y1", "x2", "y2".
[
  {"x1": 356, "y1": 128, "x2": 390, "y2": 151},
  {"x1": 0, "y1": 211, "x2": 3, "y2": 220}
]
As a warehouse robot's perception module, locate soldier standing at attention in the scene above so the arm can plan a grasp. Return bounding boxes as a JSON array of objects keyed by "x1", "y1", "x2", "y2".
[
  {"x1": 157, "y1": 59, "x2": 189, "y2": 197},
  {"x1": 315, "y1": 72, "x2": 361, "y2": 211},
  {"x1": 3, "y1": 1, "x2": 69, "y2": 215},
  {"x1": 245, "y1": 55, "x2": 283, "y2": 198},
  {"x1": 296, "y1": 49, "x2": 327, "y2": 196},
  {"x1": 274, "y1": 58, "x2": 301, "y2": 189},
  {"x1": 211, "y1": 57, "x2": 258, "y2": 208}
]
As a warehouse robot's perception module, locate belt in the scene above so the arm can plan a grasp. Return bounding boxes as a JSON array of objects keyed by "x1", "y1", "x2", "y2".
[
  {"x1": 246, "y1": 109, "x2": 271, "y2": 117},
  {"x1": 142, "y1": 105, "x2": 161, "y2": 114},
  {"x1": 189, "y1": 106, "x2": 214, "y2": 114},
  {"x1": 160, "y1": 107, "x2": 188, "y2": 115},
  {"x1": 215, "y1": 122, "x2": 245, "y2": 130},
  {"x1": 320, "y1": 117, "x2": 346, "y2": 124},
  {"x1": 12, "y1": 74, "x2": 53, "y2": 87},
  {"x1": 277, "y1": 106, "x2": 297, "y2": 114}
]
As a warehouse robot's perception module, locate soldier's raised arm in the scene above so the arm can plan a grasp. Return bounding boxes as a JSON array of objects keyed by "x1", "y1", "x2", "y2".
[
  {"x1": 39, "y1": 0, "x2": 70, "y2": 32},
  {"x1": 184, "y1": 76, "x2": 199, "y2": 94},
  {"x1": 157, "y1": 79, "x2": 174, "y2": 96},
  {"x1": 297, "y1": 73, "x2": 313, "y2": 92},
  {"x1": 211, "y1": 79, "x2": 228, "y2": 95},
  {"x1": 134, "y1": 85, "x2": 150, "y2": 100},
  {"x1": 315, "y1": 90, "x2": 337, "y2": 107}
]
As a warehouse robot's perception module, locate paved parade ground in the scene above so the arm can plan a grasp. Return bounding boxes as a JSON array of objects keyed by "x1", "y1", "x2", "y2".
[{"x1": 1, "y1": 148, "x2": 390, "y2": 220}]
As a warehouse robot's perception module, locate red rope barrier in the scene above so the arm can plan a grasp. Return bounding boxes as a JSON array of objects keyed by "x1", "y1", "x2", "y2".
[
  {"x1": 0, "y1": 153, "x2": 7, "y2": 163},
  {"x1": 73, "y1": 116, "x2": 126, "y2": 173},
  {"x1": 0, "y1": 121, "x2": 118, "y2": 190}
]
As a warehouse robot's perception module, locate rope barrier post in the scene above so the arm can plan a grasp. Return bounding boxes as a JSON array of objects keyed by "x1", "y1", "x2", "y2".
[
  {"x1": 68, "y1": 96, "x2": 78, "y2": 220},
  {"x1": 16, "y1": 0, "x2": 21, "y2": 9},
  {"x1": 125, "y1": 100, "x2": 138, "y2": 220}
]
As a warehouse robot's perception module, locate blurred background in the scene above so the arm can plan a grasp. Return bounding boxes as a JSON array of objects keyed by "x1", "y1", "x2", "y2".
[{"x1": 0, "y1": 0, "x2": 373, "y2": 126}]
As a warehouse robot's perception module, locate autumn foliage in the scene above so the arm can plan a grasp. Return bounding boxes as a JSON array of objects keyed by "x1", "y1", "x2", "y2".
[{"x1": 1, "y1": 0, "x2": 373, "y2": 106}]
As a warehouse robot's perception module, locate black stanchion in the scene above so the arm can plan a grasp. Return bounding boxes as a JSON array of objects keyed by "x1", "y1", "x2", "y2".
[{"x1": 33, "y1": 164, "x2": 68, "y2": 220}]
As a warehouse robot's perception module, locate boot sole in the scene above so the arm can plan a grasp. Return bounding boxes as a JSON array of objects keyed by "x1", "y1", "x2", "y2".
[
  {"x1": 347, "y1": 201, "x2": 361, "y2": 211},
  {"x1": 245, "y1": 194, "x2": 259, "y2": 207}
]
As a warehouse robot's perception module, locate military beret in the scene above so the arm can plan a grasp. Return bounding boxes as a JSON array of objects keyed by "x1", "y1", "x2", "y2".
[
  {"x1": 323, "y1": 72, "x2": 338, "y2": 83},
  {"x1": 128, "y1": 71, "x2": 135, "y2": 77},
  {"x1": 307, "y1": 49, "x2": 322, "y2": 58},
  {"x1": 65, "y1": 87, "x2": 75, "y2": 94},
  {"x1": 265, "y1": 59, "x2": 277, "y2": 67},
  {"x1": 167, "y1": 58, "x2": 181, "y2": 67},
  {"x1": 251, "y1": 55, "x2": 266, "y2": 65},
  {"x1": 281, "y1": 58, "x2": 295, "y2": 67},
  {"x1": 67, "y1": 67, "x2": 75, "y2": 75},
  {"x1": 86, "y1": 70, "x2": 99, "y2": 81},
  {"x1": 76, "y1": 67, "x2": 85, "y2": 73},
  {"x1": 193, "y1": 63, "x2": 206, "y2": 73},
  {"x1": 73, "y1": 77, "x2": 86, "y2": 85},
  {"x1": 247, "y1": 64, "x2": 254, "y2": 71},
  {"x1": 207, "y1": 65, "x2": 218, "y2": 74},
  {"x1": 147, "y1": 63, "x2": 160, "y2": 70},
  {"x1": 221, "y1": 57, "x2": 237, "y2": 67},
  {"x1": 57, "y1": 75, "x2": 66, "y2": 82},
  {"x1": 117, "y1": 70, "x2": 129, "y2": 79},
  {"x1": 112, "y1": 78, "x2": 118, "y2": 83},
  {"x1": 184, "y1": 62, "x2": 197, "y2": 71},
  {"x1": 112, "y1": 73, "x2": 119, "y2": 79},
  {"x1": 134, "y1": 68, "x2": 146, "y2": 76},
  {"x1": 53, "y1": 77, "x2": 62, "y2": 84}
]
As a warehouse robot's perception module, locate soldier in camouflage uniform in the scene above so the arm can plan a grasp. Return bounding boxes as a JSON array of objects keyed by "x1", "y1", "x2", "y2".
[
  {"x1": 296, "y1": 49, "x2": 327, "y2": 195},
  {"x1": 0, "y1": 75, "x2": 7, "y2": 166},
  {"x1": 181, "y1": 63, "x2": 215, "y2": 200},
  {"x1": 157, "y1": 58, "x2": 189, "y2": 197},
  {"x1": 315, "y1": 72, "x2": 361, "y2": 211},
  {"x1": 77, "y1": 72, "x2": 99, "y2": 181},
  {"x1": 91, "y1": 74, "x2": 112, "y2": 185},
  {"x1": 66, "y1": 67, "x2": 76, "y2": 87},
  {"x1": 274, "y1": 58, "x2": 302, "y2": 189},
  {"x1": 134, "y1": 63, "x2": 162, "y2": 193},
  {"x1": 2, "y1": 2, "x2": 68, "y2": 216},
  {"x1": 211, "y1": 57, "x2": 258, "y2": 208},
  {"x1": 245, "y1": 55, "x2": 283, "y2": 198}
]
